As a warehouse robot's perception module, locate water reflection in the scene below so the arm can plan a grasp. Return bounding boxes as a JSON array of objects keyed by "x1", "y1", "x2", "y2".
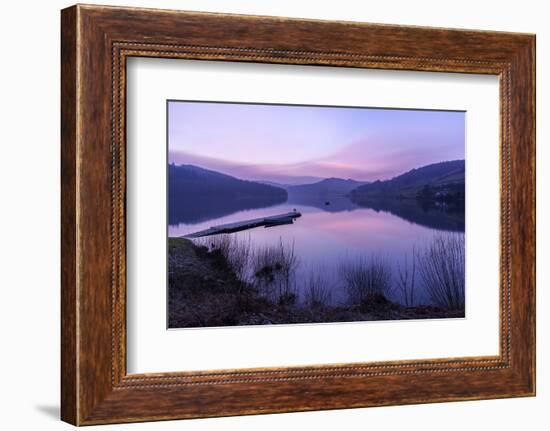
[
  {"x1": 169, "y1": 195, "x2": 465, "y2": 307},
  {"x1": 168, "y1": 192, "x2": 286, "y2": 225},
  {"x1": 353, "y1": 198, "x2": 465, "y2": 232}
]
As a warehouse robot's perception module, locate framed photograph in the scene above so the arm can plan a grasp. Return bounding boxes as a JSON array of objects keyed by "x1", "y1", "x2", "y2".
[
  {"x1": 61, "y1": 4, "x2": 535, "y2": 425},
  {"x1": 166, "y1": 100, "x2": 467, "y2": 328}
]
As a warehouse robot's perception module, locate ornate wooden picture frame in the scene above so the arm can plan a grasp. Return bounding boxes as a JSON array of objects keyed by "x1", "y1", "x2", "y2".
[{"x1": 61, "y1": 4, "x2": 535, "y2": 425}]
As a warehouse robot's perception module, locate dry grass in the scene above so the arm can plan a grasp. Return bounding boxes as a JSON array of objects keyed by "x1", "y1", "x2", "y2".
[
  {"x1": 339, "y1": 254, "x2": 392, "y2": 306},
  {"x1": 195, "y1": 234, "x2": 253, "y2": 283},
  {"x1": 251, "y1": 238, "x2": 299, "y2": 305},
  {"x1": 196, "y1": 235, "x2": 301, "y2": 305},
  {"x1": 416, "y1": 232, "x2": 465, "y2": 310},
  {"x1": 304, "y1": 269, "x2": 333, "y2": 309},
  {"x1": 396, "y1": 247, "x2": 417, "y2": 307}
]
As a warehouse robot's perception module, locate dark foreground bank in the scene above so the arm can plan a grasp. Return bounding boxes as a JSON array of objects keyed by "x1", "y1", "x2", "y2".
[{"x1": 168, "y1": 238, "x2": 464, "y2": 328}]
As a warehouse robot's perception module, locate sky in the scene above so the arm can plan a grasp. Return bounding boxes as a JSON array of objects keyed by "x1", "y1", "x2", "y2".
[{"x1": 168, "y1": 101, "x2": 465, "y2": 185}]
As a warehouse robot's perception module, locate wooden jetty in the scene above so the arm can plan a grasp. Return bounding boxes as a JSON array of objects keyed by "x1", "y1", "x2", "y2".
[{"x1": 184, "y1": 210, "x2": 302, "y2": 238}]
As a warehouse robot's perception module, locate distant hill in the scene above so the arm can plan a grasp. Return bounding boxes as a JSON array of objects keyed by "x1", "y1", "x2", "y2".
[
  {"x1": 256, "y1": 176, "x2": 325, "y2": 186},
  {"x1": 351, "y1": 160, "x2": 465, "y2": 203},
  {"x1": 169, "y1": 164, "x2": 288, "y2": 224},
  {"x1": 282, "y1": 178, "x2": 367, "y2": 212},
  {"x1": 256, "y1": 180, "x2": 289, "y2": 189},
  {"x1": 288, "y1": 178, "x2": 369, "y2": 196}
]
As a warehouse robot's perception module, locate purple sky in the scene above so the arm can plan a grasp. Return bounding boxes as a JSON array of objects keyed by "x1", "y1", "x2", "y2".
[{"x1": 168, "y1": 101, "x2": 465, "y2": 184}]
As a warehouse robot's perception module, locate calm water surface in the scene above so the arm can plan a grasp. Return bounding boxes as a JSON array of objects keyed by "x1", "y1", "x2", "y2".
[{"x1": 168, "y1": 200, "x2": 464, "y2": 306}]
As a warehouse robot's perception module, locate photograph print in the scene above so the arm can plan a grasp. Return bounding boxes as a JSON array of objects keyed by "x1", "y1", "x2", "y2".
[{"x1": 168, "y1": 101, "x2": 466, "y2": 328}]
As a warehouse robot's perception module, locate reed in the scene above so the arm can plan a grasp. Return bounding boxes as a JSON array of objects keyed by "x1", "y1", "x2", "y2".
[
  {"x1": 304, "y1": 270, "x2": 333, "y2": 308},
  {"x1": 339, "y1": 254, "x2": 392, "y2": 306},
  {"x1": 396, "y1": 247, "x2": 417, "y2": 307},
  {"x1": 416, "y1": 232, "x2": 465, "y2": 310},
  {"x1": 251, "y1": 238, "x2": 299, "y2": 305},
  {"x1": 196, "y1": 234, "x2": 253, "y2": 283}
]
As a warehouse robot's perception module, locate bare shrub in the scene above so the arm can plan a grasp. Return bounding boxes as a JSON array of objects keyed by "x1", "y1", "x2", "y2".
[
  {"x1": 339, "y1": 255, "x2": 392, "y2": 306},
  {"x1": 416, "y1": 232, "x2": 465, "y2": 310},
  {"x1": 252, "y1": 238, "x2": 299, "y2": 305},
  {"x1": 304, "y1": 270, "x2": 332, "y2": 309},
  {"x1": 396, "y1": 247, "x2": 417, "y2": 307},
  {"x1": 195, "y1": 234, "x2": 253, "y2": 283}
]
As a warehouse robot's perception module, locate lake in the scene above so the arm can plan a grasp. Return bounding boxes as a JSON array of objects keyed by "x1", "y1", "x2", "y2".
[{"x1": 168, "y1": 196, "x2": 465, "y2": 307}]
